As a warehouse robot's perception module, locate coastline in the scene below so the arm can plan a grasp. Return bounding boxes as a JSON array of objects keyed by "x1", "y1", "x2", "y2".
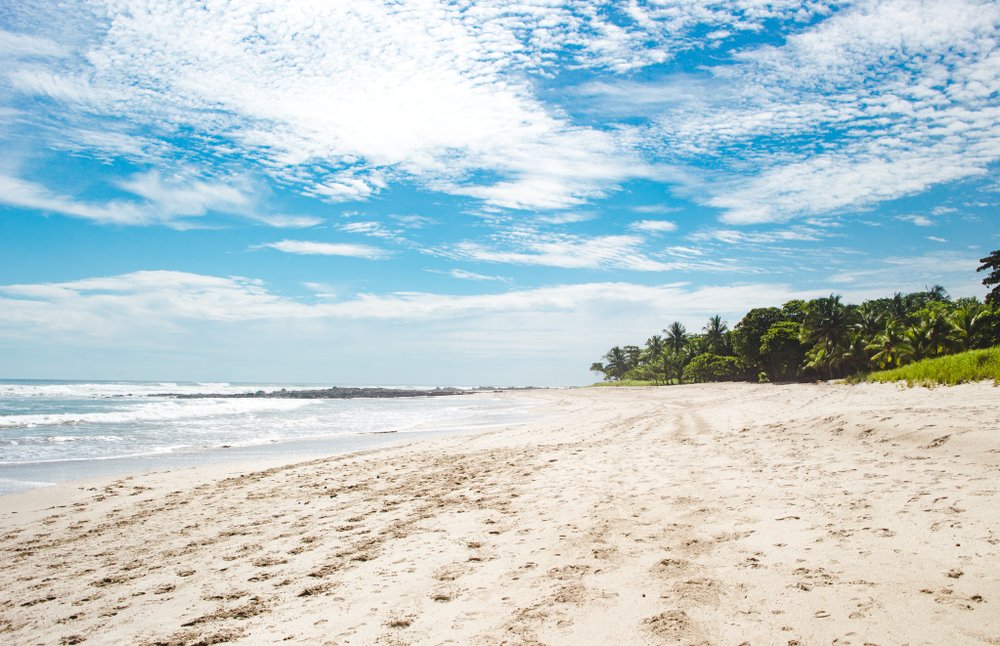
[
  {"x1": 0, "y1": 391, "x2": 542, "y2": 496},
  {"x1": 2, "y1": 383, "x2": 998, "y2": 644}
]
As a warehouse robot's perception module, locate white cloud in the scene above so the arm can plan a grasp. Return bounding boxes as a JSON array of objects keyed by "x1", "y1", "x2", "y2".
[
  {"x1": 926, "y1": 236, "x2": 948, "y2": 243},
  {"x1": 450, "y1": 233, "x2": 673, "y2": 271},
  {"x1": 689, "y1": 226, "x2": 826, "y2": 244},
  {"x1": 0, "y1": 169, "x2": 316, "y2": 228},
  {"x1": 249, "y1": 214, "x2": 323, "y2": 228},
  {"x1": 341, "y1": 222, "x2": 383, "y2": 234},
  {"x1": 337, "y1": 219, "x2": 425, "y2": 248},
  {"x1": 0, "y1": 172, "x2": 146, "y2": 225},
  {"x1": 631, "y1": 204, "x2": 682, "y2": 215},
  {"x1": 0, "y1": 271, "x2": 301, "y2": 335},
  {"x1": 0, "y1": 269, "x2": 827, "y2": 383},
  {"x1": 442, "y1": 128, "x2": 649, "y2": 210},
  {"x1": 308, "y1": 172, "x2": 387, "y2": 203},
  {"x1": 736, "y1": 0, "x2": 998, "y2": 87},
  {"x1": 630, "y1": 219, "x2": 678, "y2": 233},
  {"x1": 118, "y1": 170, "x2": 249, "y2": 217},
  {"x1": 6, "y1": 1, "x2": 682, "y2": 212},
  {"x1": 576, "y1": 76, "x2": 735, "y2": 118},
  {"x1": 8, "y1": 69, "x2": 111, "y2": 105},
  {"x1": 20, "y1": 264, "x2": 978, "y2": 347},
  {"x1": 2, "y1": 264, "x2": 987, "y2": 384},
  {"x1": 339, "y1": 221, "x2": 398, "y2": 239},
  {"x1": 897, "y1": 214, "x2": 934, "y2": 227},
  {"x1": 827, "y1": 250, "x2": 981, "y2": 293},
  {"x1": 0, "y1": 29, "x2": 69, "y2": 58},
  {"x1": 615, "y1": 0, "x2": 1000, "y2": 223},
  {"x1": 566, "y1": 1, "x2": 835, "y2": 72},
  {"x1": 328, "y1": 281, "x2": 808, "y2": 321},
  {"x1": 665, "y1": 245, "x2": 704, "y2": 257},
  {"x1": 450, "y1": 269, "x2": 508, "y2": 282},
  {"x1": 534, "y1": 212, "x2": 595, "y2": 225},
  {"x1": 260, "y1": 240, "x2": 390, "y2": 259},
  {"x1": 0, "y1": 269, "x2": 823, "y2": 330},
  {"x1": 390, "y1": 214, "x2": 435, "y2": 228},
  {"x1": 7, "y1": 0, "x2": 996, "y2": 222},
  {"x1": 51, "y1": 127, "x2": 169, "y2": 164},
  {"x1": 442, "y1": 222, "x2": 755, "y2": 273},
  {"x1": 302, "y1": 282, "x2": 337, "y2": 300},
  {"x1": 710, "y1": 148, "x2": 990, "y2": 225}
]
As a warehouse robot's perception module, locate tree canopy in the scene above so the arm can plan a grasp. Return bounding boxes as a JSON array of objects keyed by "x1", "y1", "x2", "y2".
[
  {"x1": 590, "y1": 269, "x2": 1000, "y2": 385},
  {"x1": 979, "y1": 250, "x2": 1000, "y2": 305}
]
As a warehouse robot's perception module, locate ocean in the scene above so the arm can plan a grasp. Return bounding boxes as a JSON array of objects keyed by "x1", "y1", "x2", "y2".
[{"x1": 0, "y1": 380, "x2": 540, "y2": 495}]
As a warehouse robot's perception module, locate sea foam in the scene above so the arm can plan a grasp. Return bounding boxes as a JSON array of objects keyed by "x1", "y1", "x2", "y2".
[{"x1": 0, "y1": 380, "x2": 539, "y2": 495}]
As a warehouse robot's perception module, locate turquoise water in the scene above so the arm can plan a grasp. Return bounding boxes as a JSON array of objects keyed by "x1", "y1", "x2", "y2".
[{"x1": 0, "y1": 380, "x2": 538, "y2": 495}]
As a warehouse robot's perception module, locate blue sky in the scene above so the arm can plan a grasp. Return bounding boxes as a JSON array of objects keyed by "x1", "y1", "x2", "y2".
[{"x1": 0, "y1": 0, "x2": 998, "y2": 385}]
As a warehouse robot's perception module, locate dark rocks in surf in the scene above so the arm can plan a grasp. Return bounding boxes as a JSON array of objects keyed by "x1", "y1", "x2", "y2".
[{"x1": 159, "y1": 387, "x2": 470, "y2": 400}]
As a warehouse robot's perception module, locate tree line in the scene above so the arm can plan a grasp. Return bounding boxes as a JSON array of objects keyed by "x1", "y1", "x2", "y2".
[{"x1": 590, "y1": 250, "x2": 1000, "y2": 384}]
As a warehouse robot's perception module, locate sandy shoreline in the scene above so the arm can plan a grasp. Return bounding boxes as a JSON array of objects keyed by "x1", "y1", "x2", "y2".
[{"x1": 1, "y1": 383, "x2": 998, "y2": 645}]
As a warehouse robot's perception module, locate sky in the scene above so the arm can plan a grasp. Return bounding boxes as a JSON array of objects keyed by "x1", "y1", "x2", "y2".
[{"x1": 0, "y1": 0, "x2": 998, "y2": 386}]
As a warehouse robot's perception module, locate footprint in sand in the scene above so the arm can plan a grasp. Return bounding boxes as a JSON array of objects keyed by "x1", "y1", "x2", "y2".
[{"x1": 643, "y1": 610, "x2": 691, "y2": 639}]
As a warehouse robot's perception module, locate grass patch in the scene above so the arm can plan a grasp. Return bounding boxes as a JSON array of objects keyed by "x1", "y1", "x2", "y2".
[
  {"x1": 588, "y1": 379, "x2": 661, "y2": 387},
  {"x1": 859, "y1": 346, "x2": 1000, "y2": 387}
]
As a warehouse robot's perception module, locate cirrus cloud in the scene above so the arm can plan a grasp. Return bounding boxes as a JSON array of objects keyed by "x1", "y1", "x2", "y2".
[{"x1": 258, "y1": 240, "x2": 391, "y2": 259}]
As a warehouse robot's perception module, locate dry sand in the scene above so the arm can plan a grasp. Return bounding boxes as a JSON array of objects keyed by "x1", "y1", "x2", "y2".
[{"x1": 1, "y1": 382, "x2": 999, "y2": 645}]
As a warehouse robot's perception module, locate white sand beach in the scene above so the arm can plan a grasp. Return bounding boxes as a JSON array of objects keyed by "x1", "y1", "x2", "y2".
[{"x1": 2, "y1": 383, "x2": 999, "y2": 645}]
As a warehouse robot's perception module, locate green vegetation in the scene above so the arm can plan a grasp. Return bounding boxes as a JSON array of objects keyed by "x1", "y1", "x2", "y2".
[
  {"x1": 856, "y1": 346, "x2": 1000, "y2": 386},
  {"x1": 589, "y1": 250, "x2": 1000, "y2": 386},
  {"x1": 588, "y1": 379, "x2": 661, "y2": 388},
  {"x1": 683, "y1": 353, "x2": 739, "y2": 383},
  {"x1": 979, "y1": 250, "x2": 1000, "y2": 305}
]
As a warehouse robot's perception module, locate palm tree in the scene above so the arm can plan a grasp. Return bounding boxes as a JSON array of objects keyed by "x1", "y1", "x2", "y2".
[
  {"x1": 703, "y1": 315, "x2": 729, "y2": 354},
  {"x1": 867, "y1": 321, "x2": 910, "y2": 369},
  {"x1": 645, "y1": 335, "x2": 667, "y2": 384},
  {"x1": 801, "y1": 295, "x2": 852, "y2": 379},
  {"x1": 841, "y1": 329, "x2": 871, "y2": 374},
  {"x1": 662, "y1": 351, "x2": 687, "y2": 385},
  {"x1": 902, "y1": 326, "x2": 931, "y2": 361},
  {"x1": 949, "y1": 301, "x2": 988, "y2": 351},
  {"x1": 623, "y1": 345, "x2": 642, "y2": 371},
  {"x1": 662, "y1": 322, "x2": 689, "y2": 384},
  {"x1": 589, "y1": 361, "x2": 608, "y2": 379},
  {"x1": 855, "y1": 301, "x2": 885, "y2": 340},
  {"x1": 888, "y1": 292, "x2": 908, "y2": 324},
  {"x1": 913, "y1": 304, "x2": 955, "y2": 358},
  {"x1": 925, "y1": 284, "x2": 950, "y2": 302},
  {"x1": 603, "y1": 346, "x2": 629, "y2": 380},
  {"x1": 664, "y1": 322, "x2": 687, "y2": 353},
  {"x1": 645, "y1": 334, "x2": 666, "y2": 358},
  {"x1": 978, "y1": 250, "x2": 1000, "y2": 305}
]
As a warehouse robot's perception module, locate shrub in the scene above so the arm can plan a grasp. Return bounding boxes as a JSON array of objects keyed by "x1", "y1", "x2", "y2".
[{"x1": 683, "y1": 353, "x2": 740, "y2": 383}]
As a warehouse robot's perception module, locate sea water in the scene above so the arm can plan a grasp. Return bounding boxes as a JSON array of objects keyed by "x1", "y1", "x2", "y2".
[{"x1": 0, "y1": 380, "x2": 540, "y2": 495}]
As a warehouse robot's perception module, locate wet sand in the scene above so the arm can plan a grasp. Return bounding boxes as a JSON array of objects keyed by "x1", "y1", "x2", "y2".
[{"x1": 2, "y1": 383, "x2": 998, "y2": 645}]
